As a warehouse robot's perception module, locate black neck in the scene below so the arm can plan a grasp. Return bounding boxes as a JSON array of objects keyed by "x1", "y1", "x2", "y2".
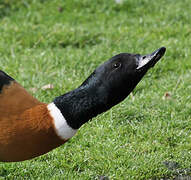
[{"x1": 53, "y1": 83, "x2": 108, "y2": 129}]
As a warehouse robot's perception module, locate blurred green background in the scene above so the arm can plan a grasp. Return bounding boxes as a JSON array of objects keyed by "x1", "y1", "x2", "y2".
[{"x1": 0, "y1": 0, "x2": 191, "y2": 179}]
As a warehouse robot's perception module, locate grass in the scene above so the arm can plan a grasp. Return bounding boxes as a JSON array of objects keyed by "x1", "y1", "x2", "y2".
[{"x1": 0, "y1": 0, "x2": 191, "y2": 179}]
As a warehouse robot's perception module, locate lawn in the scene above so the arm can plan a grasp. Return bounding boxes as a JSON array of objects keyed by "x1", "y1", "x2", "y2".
[{"x1": 0, "y1": 0, "x2": 191, "y2": 179}]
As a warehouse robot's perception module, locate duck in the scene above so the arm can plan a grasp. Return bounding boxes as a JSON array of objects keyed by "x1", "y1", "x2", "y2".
[{"x1": 0, "y1": 47, "x2": 166, "y2": 162}]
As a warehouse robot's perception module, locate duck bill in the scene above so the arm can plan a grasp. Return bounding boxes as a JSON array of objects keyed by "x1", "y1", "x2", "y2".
[{"x1": 136, "y1": 47, "x2": 166, "y2": 70}]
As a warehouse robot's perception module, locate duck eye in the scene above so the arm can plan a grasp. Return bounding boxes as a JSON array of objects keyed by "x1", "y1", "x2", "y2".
[{"x1": 113, "y1": 62, "x2": 121, "y2": 69}]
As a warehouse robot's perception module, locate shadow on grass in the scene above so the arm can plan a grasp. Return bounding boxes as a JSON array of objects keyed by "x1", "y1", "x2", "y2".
[
  {"x1": 0, "y1": 0, "x2": 45, "y2": 19},
  {"x1": 152, "y1": 161, "x2": 191, "y2": 180},
  {"x1": 0, "y1": 2, "x2": 12, "y2": 18},
  {"x1": 0, "y1": 0, "x2": 25, "y2": 19},
  {"x1": 59, "y1": 33, "x2": 103, "y2": 49},
  {"x1": 0, "y1": 167, "x2": 9, "y2": 178}
]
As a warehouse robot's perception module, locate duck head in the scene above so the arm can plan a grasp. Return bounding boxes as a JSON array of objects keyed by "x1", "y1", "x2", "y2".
[
  {"x1": 81, "y1": 47, "x2": 166, "y2": 108},
  {"x1": 54, "y1": 47, "x2": 166, "y2": 129}
]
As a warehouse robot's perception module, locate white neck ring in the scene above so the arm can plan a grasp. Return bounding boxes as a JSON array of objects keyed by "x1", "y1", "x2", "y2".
[{"x1": 47, "y1": 103, "x2": 77, "y2": 140}]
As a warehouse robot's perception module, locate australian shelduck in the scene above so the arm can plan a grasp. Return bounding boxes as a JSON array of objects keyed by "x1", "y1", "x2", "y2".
[{"x1": 0, "y1": 47, "x2": 166, "y2": 162}]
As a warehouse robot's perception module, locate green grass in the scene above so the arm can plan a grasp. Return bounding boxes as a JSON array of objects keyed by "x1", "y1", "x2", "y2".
[{"x1": 0, "y1": 0, "x2": 191, "y2": 179}]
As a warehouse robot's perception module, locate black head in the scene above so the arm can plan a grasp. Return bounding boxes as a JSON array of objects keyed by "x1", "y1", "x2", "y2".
[
  {"x1": 54, "y1": 47, "x2": 166, "y2": 129},
  {"x1": 82, "y1": 47, "x2": 166, "y2": 108}
]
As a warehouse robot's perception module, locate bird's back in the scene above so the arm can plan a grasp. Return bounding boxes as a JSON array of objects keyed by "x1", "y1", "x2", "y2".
[
  {"x1": 0, "y1": 71, "x2": 65, "y2": 162},
  {"x1": 0, "y1": 70, "x2": 41, "y2": 117}
]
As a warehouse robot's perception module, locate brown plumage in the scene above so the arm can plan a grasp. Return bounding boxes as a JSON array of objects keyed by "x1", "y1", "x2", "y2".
[{"x1": 0, "y1": 80, "x2": 65, "y2": 162}]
